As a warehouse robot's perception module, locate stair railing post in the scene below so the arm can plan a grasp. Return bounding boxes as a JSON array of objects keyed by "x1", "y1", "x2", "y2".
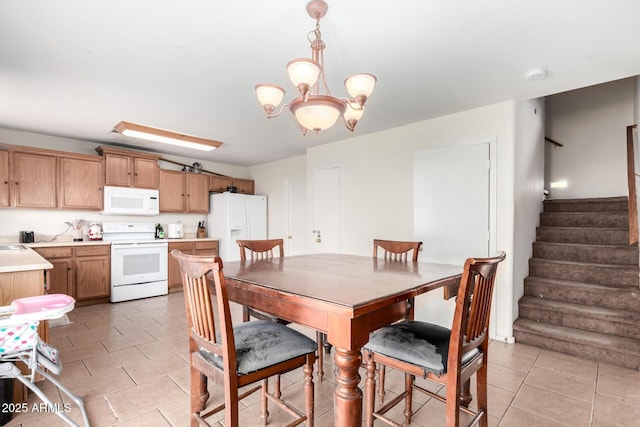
[{"x1": 626, "y1": 125, "x2": 638, "y2": 246}]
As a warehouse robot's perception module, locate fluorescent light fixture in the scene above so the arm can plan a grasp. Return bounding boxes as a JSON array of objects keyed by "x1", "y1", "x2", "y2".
[
  {"x1": 550, "y1": 180, "x2": 568, "y2": 189},
  {"x1": 113, "y1": 121, "x2": 222, "y2": 152}
]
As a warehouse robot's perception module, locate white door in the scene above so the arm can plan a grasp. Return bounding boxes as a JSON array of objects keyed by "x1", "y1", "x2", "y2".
[
  {"x1": 284, "y1": 175, "x2": 307, "y2": 255},
  {"x1": 413, "y1": 143, "x2": 491, "y2": 325},
  {"x1": 414, "y1": 143, "x2": 490, "y2": 263},
  {"x1": 311, "y1": 167, "x2": 341, "y2": 253}
]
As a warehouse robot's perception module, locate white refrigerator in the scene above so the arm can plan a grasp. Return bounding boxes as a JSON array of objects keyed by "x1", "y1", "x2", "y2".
[{"x1": 208, "y1": 192, "x2": 267, "y2": 261}]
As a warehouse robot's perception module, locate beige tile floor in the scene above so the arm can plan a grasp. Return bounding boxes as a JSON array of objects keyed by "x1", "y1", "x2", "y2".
[{"x1": 4, "y1": 292, "x2": 640, "y2": 426}]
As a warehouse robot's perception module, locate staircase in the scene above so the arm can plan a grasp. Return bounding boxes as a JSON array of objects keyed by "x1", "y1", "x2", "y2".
[{"x1": 513, "y1": 196, "x2": 640, "y2": 369}]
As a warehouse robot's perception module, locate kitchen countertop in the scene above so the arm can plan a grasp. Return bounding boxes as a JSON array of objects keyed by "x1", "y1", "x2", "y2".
[
  {"x1": 26, "y1": 240, "x2": 112, "y2": 248},
  {"x1": 23, "y1": 237, "x2": 219, "y2": 248},
  {"x1": 0, "y1": 245, "x2": 53, "y2": 273},
  {"x1": 166, "y1": 237, "x2": 219, "y2": 243}
]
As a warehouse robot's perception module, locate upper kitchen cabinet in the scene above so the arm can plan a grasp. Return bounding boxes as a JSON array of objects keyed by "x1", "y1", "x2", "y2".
[
  {"x1": 96, "y1": 146, "x2": 160, "y2": 189},
  {"x1": 209, "y1": 175, "x2": 254, "y2": 194},
  {"x1": 12, "y1": 151, "x2": 57, "y2": 208},
  {"x1": 58, "y1": 155, "x2": 104, "y2": 210},
  {"x1": 0, "y1": 150, "x2": 9, "y2": 207},
  {"x1": 232, "y1": 178, "x2": 255, "y2": 195},
  {"x1": 159, "y1": 169, "x2": 209, "y2": 213},
  {"x1": 209, "y1": 175, "x2": 232, "y2": 193}
]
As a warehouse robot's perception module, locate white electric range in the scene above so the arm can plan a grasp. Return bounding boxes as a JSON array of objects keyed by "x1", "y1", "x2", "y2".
[{"x1": 102, "y1": 222, "x2": 168, "y2": 303}]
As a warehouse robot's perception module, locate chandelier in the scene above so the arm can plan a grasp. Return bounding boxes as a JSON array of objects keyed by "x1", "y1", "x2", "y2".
[{"x1": 255, "y1": 0, "x2": 376, "y2": 134}]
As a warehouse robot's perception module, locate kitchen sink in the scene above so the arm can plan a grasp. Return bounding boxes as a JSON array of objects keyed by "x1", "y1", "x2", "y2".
[{"x1": 0, "y1": 245, "x2": 27, "y2": 251}]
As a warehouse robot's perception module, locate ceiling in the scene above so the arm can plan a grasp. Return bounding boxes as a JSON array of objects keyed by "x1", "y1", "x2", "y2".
[{"x1": 2, "y1": 1, "x2": 640, "y2": 166}]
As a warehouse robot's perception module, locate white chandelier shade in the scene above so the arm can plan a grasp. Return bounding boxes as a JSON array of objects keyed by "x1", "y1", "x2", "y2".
[
  {"x1": 287, "y1": 58, "x2": 322, "y2": 96},
  {"x1": 345, "y1": 73, "x2": 377, "y2": 103},
  {"x1": 290, "y1": 95, "x2": 347, "y2": 132},
  {"x1": 255, "y1": 0, "x2": 375, "y2": 134},
  {"x1": 255, "y1": 84, "x2": 286, "y2": 115}
]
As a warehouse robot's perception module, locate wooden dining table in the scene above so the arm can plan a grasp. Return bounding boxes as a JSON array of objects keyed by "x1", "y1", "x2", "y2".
[{"x1": 218, "y1": 253, "x2": 462, "y2": 426}]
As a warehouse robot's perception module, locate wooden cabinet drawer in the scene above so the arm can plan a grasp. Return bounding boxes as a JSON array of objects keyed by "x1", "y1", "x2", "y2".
[
  {"x1": 75, "y1": 245, "x2": 110, "y2": 257},
  {"x1": 35, "y1": 247, "x2": 73, "y2": 259},
  {"x1": 169, "y1": 242, "x2": 193, "y2": 252},
  {"x1": 194, "y1": 241, "x2": 218, "y2": 252}
]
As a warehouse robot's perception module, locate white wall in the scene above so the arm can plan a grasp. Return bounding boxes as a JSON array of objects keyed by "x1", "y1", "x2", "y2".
[
  {"x1": 545, "y1": 78, "x2": 634, "y2": 199},
  {"x1": 0, "y1": 127, "x2": 249, "y2": 241},
  {"x1": 513, "y1": 98, "x2": 546, "y2": 325},
  {"x1": 287, "y1": 101, "x2": 520, "y2": 340}
]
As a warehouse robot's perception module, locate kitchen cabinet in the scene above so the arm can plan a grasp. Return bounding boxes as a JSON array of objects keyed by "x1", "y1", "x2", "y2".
[
  {"x1": 34, "y1": 247, "x2": 73, "y2": 296},
  {"x1": 210, "y1": 176, "x2": 254, "y2": 195},
  {"x1": 232, "y1": 178, "x2": 254, "y2": 195},
  {"x1": 159, "y1": 169, "x2": 210, "y2": 213},
  {"x1": 209, "y1": 175, "x2": 232, "y2": 193},
  {"x1": 34, "y1": 244, "x2": 110, "y2": 305},
  {"x1": 75, "y1": 246, "x2": 110, "y2": 301},
  {"x1": 0, "y1": 267, "x2": 48, "y2": 404},
  {"x1": 12, "y1": 151, "x2": 57, "y2": 208},
  {"x1": 58, "y1": 155, "x2": 104, "y2": 210},
  {"x1": 168, "y1": 240, "x2": 218, "y2": 291},
  {"x1": 186, "y1": 173, "x2": 210, "y2": 212},
  {"x1": 96, "y1": 146, "x2": 160, "y2": 189},
  {"x1": 0, "y1": 150, "x2": 9, "y2": 207}
]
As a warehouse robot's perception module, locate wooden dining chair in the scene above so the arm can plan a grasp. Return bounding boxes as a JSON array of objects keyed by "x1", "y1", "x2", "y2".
[
  {"x1": 236, "y1": 238, "x2": 326, "y2": 382},
  {"x1": 363, "y1": 251, "x2": 506, "y2": 427},
  {"x1": 237, "y1": 238, "x2": 285, "y2": 261},
  {"x1": 373, "y1": 238, "x2": 422, "y2": 262},
  {"x1": 171, "y1": 249, "x2": 317, "y2": 427},
  {"x1": 371, "y1": 238, "x2": 423, "y2": 402}
]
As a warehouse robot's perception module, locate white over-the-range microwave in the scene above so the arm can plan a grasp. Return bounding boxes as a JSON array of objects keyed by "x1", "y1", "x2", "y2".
[{"x1": 103, "y1": 186, "x2": 159, "y2": 215}]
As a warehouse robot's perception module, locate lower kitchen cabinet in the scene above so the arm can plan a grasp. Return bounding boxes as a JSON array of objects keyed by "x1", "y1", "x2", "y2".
[
  {"x1": 168, "y1": 240, "x2": 218, "y2": 291},
  {"x1": 34, "y1": 244, "x2": 110, "y2": 305},
  {"x1": 0, "y1": 267, "x2": 48, "y2": 404},
  {"x1": 75, "y1": 246, "x2": 110, "y2": 301}
]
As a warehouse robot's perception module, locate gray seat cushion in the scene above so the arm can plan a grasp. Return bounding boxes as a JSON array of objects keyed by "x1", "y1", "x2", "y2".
[
  {"x1": 200, "y1": 320, "x2": 317, "y2": 375},
  {"x1": 364, "y1": 320, "x2": 479, "y2": 376}
]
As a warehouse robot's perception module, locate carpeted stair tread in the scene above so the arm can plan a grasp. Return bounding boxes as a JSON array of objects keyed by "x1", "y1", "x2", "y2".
[
  {"x1": 518, "y1": 296, "x2": 640, "y2": 339},
  {"x1": 519, "y1": 296, "x2": 640, "y2": 322},
  {"x1": 532, "y1": 241, "x2": 638, "y2": 265},
  {"x1": 524, "y1": 276, "x2": 640, "y2": 312},
  {"x1": 513, "y1": 319, "x2": 640, "y2": 355},
  {"x1": 540, "y1": 211, "x2": 628, "y2": 228},
  {"x1": 530, "y1": 257, "x2": 639, "y2": 270},
  {"x1": 529, "y1": 257, "x2": 639, "y2": 287},
  {"x1": 513, "y1": 319, "x2": 640, "y2": 369},
  {"x1": 535, "y1": 226, "x2": 629, "y2": 245},
  {"x1": 543, "y1": 197, "x2": 628, "y2": 212}
]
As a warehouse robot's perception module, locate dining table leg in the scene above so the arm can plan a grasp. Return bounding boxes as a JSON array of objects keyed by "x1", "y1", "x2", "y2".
[{"x1": 333, "y1": 347, "x2": 363, "y2": 426}]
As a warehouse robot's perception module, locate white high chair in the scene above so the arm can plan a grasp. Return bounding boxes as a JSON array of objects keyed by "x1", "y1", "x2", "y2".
[{"x1": 0, "y1": 294, "x2": 89, "y2": 426}]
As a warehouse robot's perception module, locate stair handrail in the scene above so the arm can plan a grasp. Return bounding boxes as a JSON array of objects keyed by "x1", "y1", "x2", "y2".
[
  {"x1": 626, "y1": 125, "x2": 638, "y2": 245},
  {"x1": 545, "y1": 136, "x2": 564, "y2": 147}
]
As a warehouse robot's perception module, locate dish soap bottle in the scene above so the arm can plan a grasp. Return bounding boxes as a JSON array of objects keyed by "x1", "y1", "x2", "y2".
[{"x1": 155, "y1": 224, "x2": 165, "y2": 239}]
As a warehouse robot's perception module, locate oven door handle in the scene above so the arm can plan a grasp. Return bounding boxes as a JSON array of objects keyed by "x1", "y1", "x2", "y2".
[{"x1": 111, "y1": 242, "x2": 168, "y2": 249}]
